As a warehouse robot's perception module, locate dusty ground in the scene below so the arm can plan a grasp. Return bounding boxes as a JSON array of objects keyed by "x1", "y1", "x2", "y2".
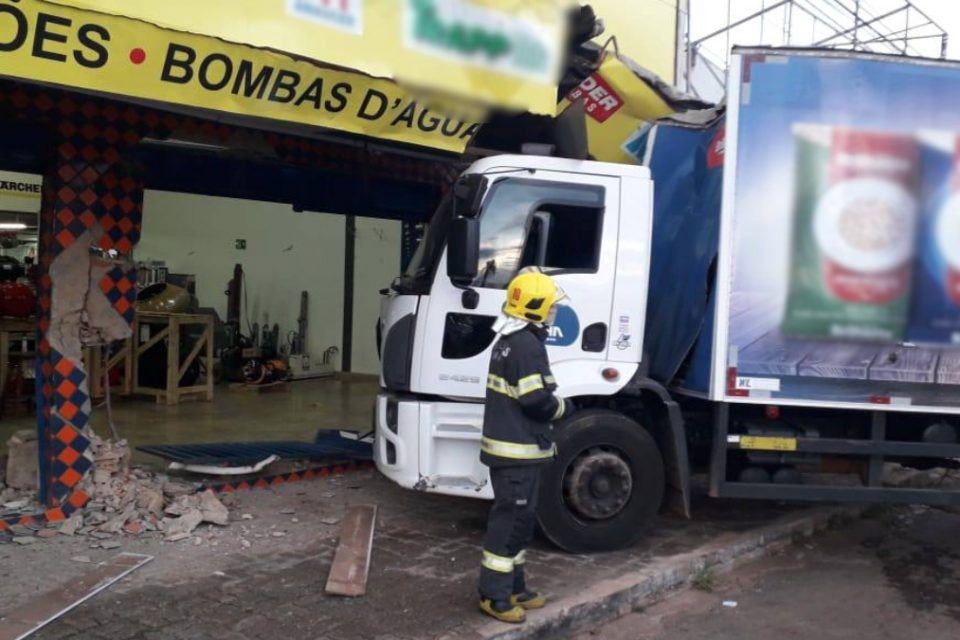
[
  {"x1": 0, "y1": 468, "x2": 817, "y2": 640},
  {"x1": 579, "y1": 505, "x2": 960, "y2": 640}
]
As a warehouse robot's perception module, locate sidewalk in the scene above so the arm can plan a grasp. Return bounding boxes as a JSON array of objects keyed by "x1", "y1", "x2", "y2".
[{"x1": 1, "y1": 470, "x2": 857, "y2": 640}]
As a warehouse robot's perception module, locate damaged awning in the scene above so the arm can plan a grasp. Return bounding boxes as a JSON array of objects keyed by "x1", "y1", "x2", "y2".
[
  {"x1": 559, "y1": 45, "x2": 714, "y2": 164},
  {"x1": 41, "y1": 0, "x2": 569, "y2": 116}
]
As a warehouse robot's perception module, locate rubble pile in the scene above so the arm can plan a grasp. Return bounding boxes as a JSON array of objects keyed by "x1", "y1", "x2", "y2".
[
  {"x1": 1, "y1": 435, "x2": 43, "y2": 526},
  {"x1": 2, "y1": 431, "x2": 232, "y2": 545}
]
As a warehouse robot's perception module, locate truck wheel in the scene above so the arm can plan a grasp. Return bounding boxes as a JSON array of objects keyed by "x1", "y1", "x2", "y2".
[{"x1": 537, "y1": 409, "x2": 665, "y2": 553}]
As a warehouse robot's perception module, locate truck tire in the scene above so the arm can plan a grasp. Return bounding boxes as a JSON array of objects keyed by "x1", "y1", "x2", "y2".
[{"x1": 537, "y1": 409, "x2": 665, "y2": 553}]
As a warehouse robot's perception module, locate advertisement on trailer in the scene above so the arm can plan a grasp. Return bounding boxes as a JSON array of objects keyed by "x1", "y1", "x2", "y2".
[{"x1": 717, "y1": 49, "x2": 960, "y2": 412}]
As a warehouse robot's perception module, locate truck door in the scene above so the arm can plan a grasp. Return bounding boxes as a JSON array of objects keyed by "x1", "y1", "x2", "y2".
[{"x1": 413, "y1": 171, "x2": 621, "y2": 399}]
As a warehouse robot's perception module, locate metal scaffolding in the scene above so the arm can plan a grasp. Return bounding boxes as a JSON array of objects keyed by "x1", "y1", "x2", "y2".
[{"x1": 680, "y1": 0, "x2": 950, "y2": 98}]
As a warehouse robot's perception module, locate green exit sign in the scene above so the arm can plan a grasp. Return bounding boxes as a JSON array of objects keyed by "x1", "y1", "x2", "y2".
[{"x1": 235, "y1": 239, "x2": 247, "y2": 250}]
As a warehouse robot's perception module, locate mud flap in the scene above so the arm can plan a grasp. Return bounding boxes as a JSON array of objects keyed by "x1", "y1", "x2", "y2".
[{"x1": 627, "y1": 377, "x2": 692, "y2": 518}]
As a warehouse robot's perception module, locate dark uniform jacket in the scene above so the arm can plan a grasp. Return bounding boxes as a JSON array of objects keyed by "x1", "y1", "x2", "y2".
[{"x1": 480, "y1": 325, "x2": 567, "y2": 468}]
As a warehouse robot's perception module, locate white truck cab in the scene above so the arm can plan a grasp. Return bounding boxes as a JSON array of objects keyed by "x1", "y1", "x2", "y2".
[{"x1": 374, "y1": 155, "x2": 672, "y2": 551}]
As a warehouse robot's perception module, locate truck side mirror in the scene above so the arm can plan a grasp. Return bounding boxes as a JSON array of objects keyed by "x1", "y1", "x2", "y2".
[
  {"x1": 446, "y1": 217, "x2": 479, "y2": 286},
  {"x1": 453, "y1": 174, "x2": 488, "y2": 218}
]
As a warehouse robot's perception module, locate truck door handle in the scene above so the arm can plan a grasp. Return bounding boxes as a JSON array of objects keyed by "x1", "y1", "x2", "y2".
[{"x1": 582, "y1": 323, "x2": 607, "y2": 352}]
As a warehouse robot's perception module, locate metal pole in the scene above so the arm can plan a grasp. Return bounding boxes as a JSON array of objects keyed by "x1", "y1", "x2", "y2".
[
  {"x1": 852, "y1": 0, "x2": 860, "y2": 49},
  {"x1": 341, "y1": 215, "x2": 355, "y2": 372},
  {"x1": 724, "y1": 0, "x2": 731, "y2": 64},
  {"x1": 812, "y1": 6, "x2": 906, "y2": 47},
  {"x1": 853, "y1": 22, "x2": 932, "y2": 47},
  {"x1": 785, "y1": 0, "x2": 792, "y2": 45},
  {"x1": 690, "y1": 0, "x2": 792, "y2": 47},
  {"x1": 942, "y1": 33, "x2": 949, "y2": 59},
  {"x1": 810, "y1": 1, "x2": 906, "y2": 54},
  {"x1": 759, "y1": 0, "x2": 765, "y2": 43},
  {"x1": 902, "y1": 5, "x2": 909, "y2": 54}
]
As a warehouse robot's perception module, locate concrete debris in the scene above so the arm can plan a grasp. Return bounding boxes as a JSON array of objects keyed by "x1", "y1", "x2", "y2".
[
  {"x1": 5, "y1": 430, "x2": 234, "y2": 549},
  {"x1": 240, "y1": 539, "x2": 251, "y2": 548},
  {"x1": 163, "y1": 508, "x2": 204, "y2": 541},
  {"x1": 320, "y1": 517, "x2": 340, "y2": 526},
  {"x1": 5, "y1": 429, "x2": 39, "y2": 491},
  {"x1": 136, "y1": 486, "x2": 164, "y2": 518},
  {"x1": 71, "y1": 555, "x2": 92, "y2": 563},
  {"x1": 123, "y1": 521, "x2": 145, "y2": 535},
  {"x1": 241, "y1": 513, "x2": 254, "y2": 520},
  {"x1": 163, "y1": 480, "x2": 198, "y2": 498},
  {"x1": 2, "y1": 498, "x2": 31, "y2": 511},
  {"x1": 97, "y1": 503, "x2": 137, "y2": 534},
  {"x1": 199, "y1": 490, "x2": 230, "y2": 526},
  {"x1": 59, "y1": 513, "x2": 83, "y2": 536}
]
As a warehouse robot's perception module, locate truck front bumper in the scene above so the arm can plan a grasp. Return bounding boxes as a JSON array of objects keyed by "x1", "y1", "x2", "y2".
[{"x1": 374, "y1": 392, "x2": 493, "y2": 500}]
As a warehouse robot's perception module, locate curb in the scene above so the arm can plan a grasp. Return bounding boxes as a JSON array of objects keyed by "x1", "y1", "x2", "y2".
[{"x1": 473, "y1": 504, "x2": 867, "y2": 640}]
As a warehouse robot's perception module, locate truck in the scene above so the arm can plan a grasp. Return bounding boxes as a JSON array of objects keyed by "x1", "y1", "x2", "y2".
[{"x1": 374, "y1": 47, "x2": 960, "y2": 553}]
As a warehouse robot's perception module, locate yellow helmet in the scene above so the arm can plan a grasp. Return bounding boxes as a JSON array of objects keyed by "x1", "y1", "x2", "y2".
[{"x1": 504, "y1": 270, "x2": 565, "y2": 324}]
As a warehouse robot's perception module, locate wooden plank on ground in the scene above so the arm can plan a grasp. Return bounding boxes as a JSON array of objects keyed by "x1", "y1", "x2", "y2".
[
  {"x1": 937, "y1": 351, "x2": 960, "y2": 385},
  {"x1": 868, "y1": 347, "x2": 940, "y2": 383},
  {"x1": 797, "y1": 343, "x2": 879, "y2": 380},
  {"x1": 0, "y1": 553, "x2": 152, "y2": 640},
  {"x1": 738, "y1": 332, "x2": 817, "y2": 376},
  {"x1": 325, "y1": 504, "x2": 377, "y2": 597}
]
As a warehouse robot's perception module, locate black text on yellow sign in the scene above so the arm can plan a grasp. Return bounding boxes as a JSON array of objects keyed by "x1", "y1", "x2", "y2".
[{"x1": 0, "y1": 0, "x2": 481, "y2": 152}]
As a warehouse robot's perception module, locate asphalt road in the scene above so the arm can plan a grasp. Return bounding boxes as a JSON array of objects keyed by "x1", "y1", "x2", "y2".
[{"x1": 577, "y1": 505, "x2": 960, "y2": 640}]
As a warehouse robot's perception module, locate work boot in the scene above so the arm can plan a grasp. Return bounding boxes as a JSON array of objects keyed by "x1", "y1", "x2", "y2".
[
  {"x1": 511, "y1": 591, "x2": 547, "y2": 609},
  {"x1": 479, "y1": 598, "x2": 526, "y2": 623}
]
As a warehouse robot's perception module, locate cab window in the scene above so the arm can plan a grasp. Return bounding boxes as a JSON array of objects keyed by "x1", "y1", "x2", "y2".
[{"x1": 473, "y1": 178, "x2": 605, "y2": 289}]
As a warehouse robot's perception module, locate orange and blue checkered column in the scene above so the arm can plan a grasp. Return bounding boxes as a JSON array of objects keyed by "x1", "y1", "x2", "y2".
[{"x1": 33, "y1": 96, "x2": 148, "y2": 508}]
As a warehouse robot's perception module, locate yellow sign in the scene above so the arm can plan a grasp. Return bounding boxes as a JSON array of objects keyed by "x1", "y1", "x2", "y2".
[
  {"x1": 739, "y1": 436, "x2": 798, "y2": 452},
  {"x1": 588, "y1": 0, "x2": 679, "y2": 84},
  {"x1": 44, "y1": 0, "x2": 568, "y2": 115},
  {"x1": 0, "y1": 0, "x2": 482, "y2": 153},
  {"x1": 560, "y1": 52, "x2": 679, "y2": 164},
  {"x1": 0, "y1": 171, "x2": 42, "y2": 213}
]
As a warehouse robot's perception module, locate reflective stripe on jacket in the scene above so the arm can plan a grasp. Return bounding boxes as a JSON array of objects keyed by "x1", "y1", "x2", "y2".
[{"x1": 480, "y1": 325, "x2": 563, "y2": 468}]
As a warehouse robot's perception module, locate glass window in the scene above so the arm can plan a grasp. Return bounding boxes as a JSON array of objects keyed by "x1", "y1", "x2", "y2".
[
  {"x1": 441, "y1": 313, "x2": 497, "y2": 359},
  {"x1": 474, "y1": 179, "x2": 605, "y2": 289}
]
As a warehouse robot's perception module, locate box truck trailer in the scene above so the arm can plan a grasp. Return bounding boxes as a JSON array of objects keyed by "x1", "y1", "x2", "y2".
[{"x1": 374, "y1": 48, "x2": 960, "y2": 552}]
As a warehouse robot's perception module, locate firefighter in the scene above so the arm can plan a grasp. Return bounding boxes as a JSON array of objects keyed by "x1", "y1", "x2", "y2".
[{"x1": 478, "y1": 269, "x2": 573, "y2": 624}]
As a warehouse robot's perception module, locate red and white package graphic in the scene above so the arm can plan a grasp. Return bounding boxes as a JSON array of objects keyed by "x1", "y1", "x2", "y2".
[{"x1": 566, "y1": 73, "x2": 623, "y2": 123}]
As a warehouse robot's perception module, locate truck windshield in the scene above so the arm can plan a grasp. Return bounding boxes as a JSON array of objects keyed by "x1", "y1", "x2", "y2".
[{"x1": 391, "y1": 192, "x2": 453, "y2": 295}]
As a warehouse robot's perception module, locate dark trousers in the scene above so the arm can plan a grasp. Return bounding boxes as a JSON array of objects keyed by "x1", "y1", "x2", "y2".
[{"x1": 478, "y1": 465, "x2": 541, "y2": 601}]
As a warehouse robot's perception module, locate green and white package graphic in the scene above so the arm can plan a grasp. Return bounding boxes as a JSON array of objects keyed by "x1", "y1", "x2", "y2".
[{"x1": 781, "y1": 125, "x2": 919, "y2": 341}]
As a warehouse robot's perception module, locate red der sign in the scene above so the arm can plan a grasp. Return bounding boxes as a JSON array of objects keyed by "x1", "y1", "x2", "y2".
[{"x1": 566, "y1": 73, "x2": 622, "y2": 123}]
